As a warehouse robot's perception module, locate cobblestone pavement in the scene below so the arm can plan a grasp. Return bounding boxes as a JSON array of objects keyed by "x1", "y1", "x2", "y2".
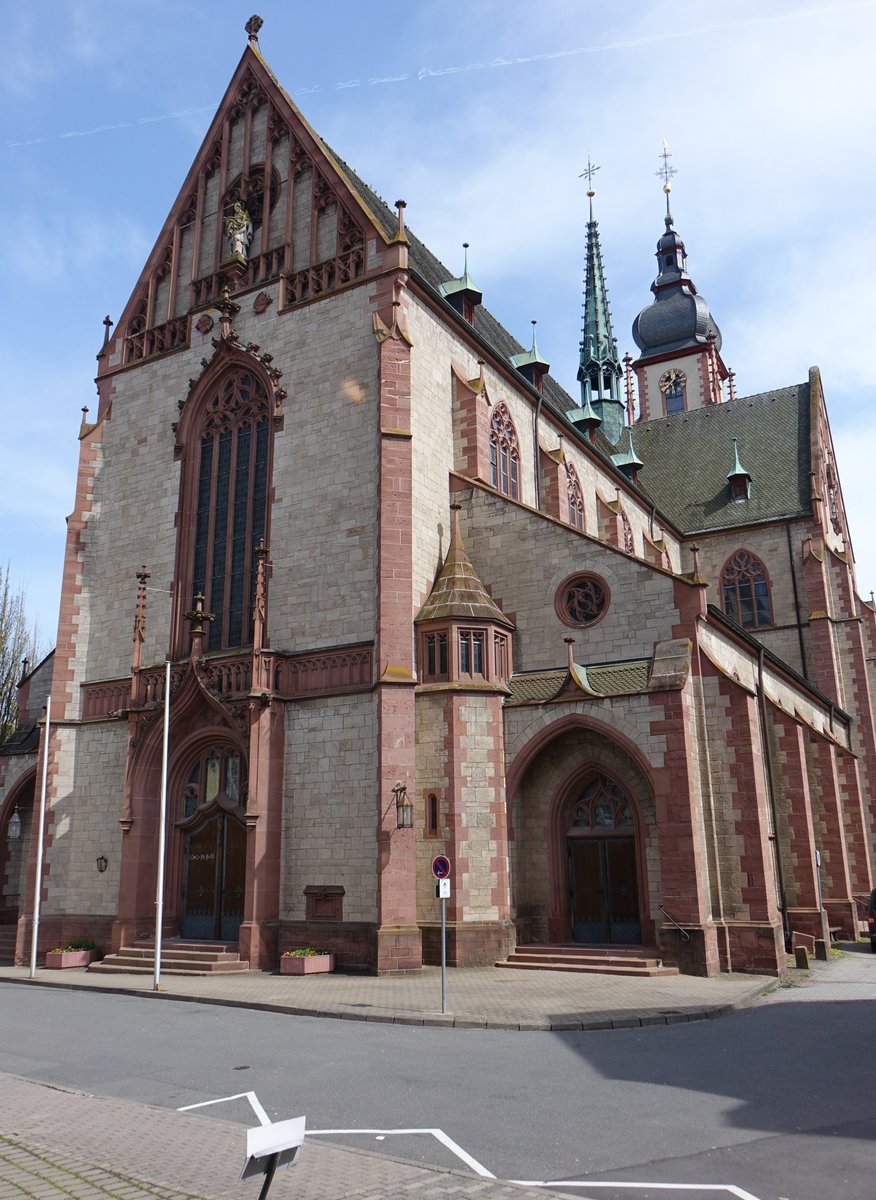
[
  {"x1": 0, "y1": 1073, "x2": 562, "y2": 1200},
  {"x1": 0, "y1": 960, "x2": 775, "y2": 1031},
  {"x1": 762, "y1": 939, "x2": 876, "y2": 1003}
]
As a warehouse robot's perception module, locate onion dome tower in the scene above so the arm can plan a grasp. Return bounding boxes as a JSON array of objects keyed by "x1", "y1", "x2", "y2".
[
  {"x1": 631, "y1": 143, "x2": 728, "y2": 420},
  {"x1": 569, "y1": 161, "x2": 625, "y2": 445}
]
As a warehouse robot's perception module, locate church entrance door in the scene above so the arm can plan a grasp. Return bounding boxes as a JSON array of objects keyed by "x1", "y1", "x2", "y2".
[
  {"x1": 181, "y1": 810, "x2": 246, "y2": 940},
  {"x1": 566, "y1": 775, "x2": 641, "y2": 945}
]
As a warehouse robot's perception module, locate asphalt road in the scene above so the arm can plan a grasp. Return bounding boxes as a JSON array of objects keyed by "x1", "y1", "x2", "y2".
[{"x1": 1, "y1": 966, "x2": 873, "y2": 1200}]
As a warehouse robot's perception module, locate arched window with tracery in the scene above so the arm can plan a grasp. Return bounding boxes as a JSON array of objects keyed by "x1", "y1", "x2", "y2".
[
  {"x1": 569, "y1": 776, "x2": 635, "y2": 833},
  {"x1": 721, "y1": 549, "x2": 773, "y2": 629},
  {"x1": 182, "y1": 367, "x2": 273, "y2": 651},
  {"x1": 566, "y1": 462, "x2": 585, "y2": 530},
  {"x1": 489, "y1": 403, "x2": 520, "y2": 499}
]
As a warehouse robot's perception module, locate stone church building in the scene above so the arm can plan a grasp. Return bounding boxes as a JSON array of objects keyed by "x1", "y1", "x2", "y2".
[{"x1": 2, "y1": 20, "x2": 874, "y2": 977}]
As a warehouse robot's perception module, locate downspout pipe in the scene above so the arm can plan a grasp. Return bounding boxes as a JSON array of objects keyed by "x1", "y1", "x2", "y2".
[
  {"x1": 532, "y1": 394, "x2": 544, "y2": 511},
  {"x1": 785, "y1": 519, "x2": 809, "y2": 679},
  {"x1": 757, "y1": 645, "x2": 790, "y2": 951}
]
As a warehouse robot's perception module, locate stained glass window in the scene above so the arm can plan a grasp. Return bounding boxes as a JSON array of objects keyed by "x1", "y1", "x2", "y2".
[
  {"x1": 721, "y1": 549, "x2": 772, "y2": 629},
  {"x1": 557, "y1": 574, "x2": 608, "y2": 627},
  {"x1": 191, "y1": 371, "x2": 271, "y2": 649},
  {"x1": 489, "y1": 404, "x2": 520, "y2": 500},
  {"x1": 569, "y1": 777, "x2": 634, "y2": 832}
]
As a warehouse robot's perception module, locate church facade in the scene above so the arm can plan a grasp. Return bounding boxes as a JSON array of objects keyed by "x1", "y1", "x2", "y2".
[{"x1": 1, "y1": 22, "x2": 874, "y2": 977}]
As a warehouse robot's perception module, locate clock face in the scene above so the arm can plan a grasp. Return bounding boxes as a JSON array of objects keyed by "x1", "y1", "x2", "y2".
[{"x1": 659, "y1": 368, "x2": 685, "y2": 393}]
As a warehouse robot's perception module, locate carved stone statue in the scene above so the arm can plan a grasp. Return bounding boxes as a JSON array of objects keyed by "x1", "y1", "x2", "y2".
[{"x1": 225, "y1": 201, "x2": 253, "y2": 261}]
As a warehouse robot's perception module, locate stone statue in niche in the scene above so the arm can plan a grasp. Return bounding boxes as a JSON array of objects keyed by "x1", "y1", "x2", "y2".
[{"x1": 225, "y1": 201, "x2": 253, "y2": 261}]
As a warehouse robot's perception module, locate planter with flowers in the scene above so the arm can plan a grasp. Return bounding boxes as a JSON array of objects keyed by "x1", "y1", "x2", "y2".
[
  {"x1": 280, "y1": 947, "x2": 335, "y2": 975},
  {"x1": 45, "y1": 939, "x2": 99, "y2": 969}
]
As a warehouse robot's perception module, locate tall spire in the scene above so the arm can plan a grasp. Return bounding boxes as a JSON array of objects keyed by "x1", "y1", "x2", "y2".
[{"x1": 576, "y1": 158, "x2": 624, "y2": 444}]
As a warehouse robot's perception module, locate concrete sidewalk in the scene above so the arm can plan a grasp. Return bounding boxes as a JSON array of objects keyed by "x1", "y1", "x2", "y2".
[
  {"x1": 0, "y1": 959, "x2": 775, "y2": 1030},
  {"x1": 0, "y1": 1071, "x2": 563, "y2": 1200}
]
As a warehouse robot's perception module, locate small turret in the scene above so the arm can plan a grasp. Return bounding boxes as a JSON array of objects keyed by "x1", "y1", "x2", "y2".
[{"x1": 439, "y1": 242, "x2": 482, "y2": 324}]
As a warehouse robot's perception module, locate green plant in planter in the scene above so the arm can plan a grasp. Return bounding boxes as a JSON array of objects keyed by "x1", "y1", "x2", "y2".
[
  {"x1": 282, "y1": 947, "x2": 330, "y2": 957},
  {"x1": 64, "y1": 938, "x2": 98, "y2": 952}
]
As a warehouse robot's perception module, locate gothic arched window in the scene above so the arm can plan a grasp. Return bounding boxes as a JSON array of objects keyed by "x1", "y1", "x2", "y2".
[
  {"x1": 721, "y1": 549, "x2": 773, "y2": 629},
  {"x1": 569, "y1": 776, "x2": 634, "y2": 833},
  {"x1": 489, "y1": 403, "x2": 520, "y2": 499},
  {"x1": 566, "y1": 462, "x2": 585, "y2": 530},
  {"x1": 188, "y1": 368, "x2": 272, "y2": 650}
]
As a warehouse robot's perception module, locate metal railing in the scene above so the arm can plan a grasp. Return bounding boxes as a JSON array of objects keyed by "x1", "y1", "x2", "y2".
[{"x1": 658, "y1": 903, "x2": 691, "y2": 942}]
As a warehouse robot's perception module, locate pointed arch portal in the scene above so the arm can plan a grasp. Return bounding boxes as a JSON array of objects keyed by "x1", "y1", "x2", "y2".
[
  {"x1": 564, "y1": 775, "x2": 641, "y2": 944},
  {"x1": 177, "y1": 745, "x2": 247, "y2": 941}
]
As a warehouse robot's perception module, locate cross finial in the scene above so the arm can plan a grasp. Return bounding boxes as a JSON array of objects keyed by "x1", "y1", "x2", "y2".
[
  {"x1": 245, "y1": 15, "x2": 263, "y2": 45},
  {"x1": 656, "y1": 138, "x2": 678, "y2": 219},
  {"x1": 579, "y1": 155, "x2": 600, "y2": 220}
]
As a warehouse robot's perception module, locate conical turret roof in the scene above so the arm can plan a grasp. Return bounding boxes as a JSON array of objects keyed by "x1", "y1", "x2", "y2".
[{"x1": 415, "y1": 508, "x2": 514, "y2": 627}]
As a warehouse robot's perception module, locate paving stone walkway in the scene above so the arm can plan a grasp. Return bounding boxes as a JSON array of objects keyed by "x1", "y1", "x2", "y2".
[
  {"x1": 0, "y1": 1073, "x2": 561, "y2": 1200},
  {"x1": 0, "y1": 959, "x2": 775, "y2": 1031}
]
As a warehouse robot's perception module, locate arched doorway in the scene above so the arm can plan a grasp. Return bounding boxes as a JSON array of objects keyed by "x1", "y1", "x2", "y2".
[
  {"x1": 565, "y1": 776, "x2": 641, "y2": 944},
  {"x1": 176, "y1": 746, "x2": 247, "y2": 941}
]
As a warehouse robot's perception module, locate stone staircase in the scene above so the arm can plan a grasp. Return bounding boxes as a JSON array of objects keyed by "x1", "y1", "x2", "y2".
[
  {"x1": 0, "y1": 926, "x2": 17, "y2": 966},
  {"x1": 497, "y1": 944, "x2": 679, "y2": 977},
  {"x1": 89, "y1": 939, "x2": 250, "y2": 977}
]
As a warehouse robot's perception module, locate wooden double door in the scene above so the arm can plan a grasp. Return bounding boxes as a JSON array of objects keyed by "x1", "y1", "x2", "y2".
[
  {"x1": 569, "y1": 836, "x2": 641, "y2": 945},
  {"x1": 181, "y1": 811, "x2": 246, "y2": 941}
]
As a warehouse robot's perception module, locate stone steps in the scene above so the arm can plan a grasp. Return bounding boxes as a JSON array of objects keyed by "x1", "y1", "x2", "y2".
[
  {"x1": 497, "y1": 944, "x2": 679, "y2": 978},
  {"x1": 89, "y1": 939, "x2": 249, "y2": 977}
]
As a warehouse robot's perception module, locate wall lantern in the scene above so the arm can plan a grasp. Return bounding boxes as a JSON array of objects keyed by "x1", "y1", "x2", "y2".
[
  {"x1": 96, "y1": 855, "x2": 109, "y2": 873},
  {"x1": 392, "y1": 781, "x2": 413, "y2": 829},
  {"x1": 6, "y1": 806, "x2": 21, "y2": 842}
]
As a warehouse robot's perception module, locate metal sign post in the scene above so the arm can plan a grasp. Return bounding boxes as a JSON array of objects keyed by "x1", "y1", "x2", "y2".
[
  {"x1": 29, "y1": 697, "x2": 51, "y2": 979},
  {"x1": 431, "y1": 856, "x2": 451, "y2": 1015}
]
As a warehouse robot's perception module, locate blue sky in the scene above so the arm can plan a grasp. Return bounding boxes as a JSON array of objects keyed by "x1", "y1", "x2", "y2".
[{"x1": 3, "y1": 0, "x2": 876, "y2": 640}]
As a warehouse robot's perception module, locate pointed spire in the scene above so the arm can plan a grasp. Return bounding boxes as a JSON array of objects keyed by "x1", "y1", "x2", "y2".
[
  {"x1": 415, "y1": 505, "x2": 513, "y2": 627},
  {"x1": 612, "y1": 425, "x2": 644, "y2": 483},
  {"x1": 439, "y1": 242, "x2": 483, "y2": 323},
  {"x1": 511, "y1": 319, "x2": 550, "y2": 389},
  {"x1": 727, "y1": 437, "x2": 752, "y2": 501},
  {"x1": 576, "y1": 162, "x2": 624, "y2": 444}
]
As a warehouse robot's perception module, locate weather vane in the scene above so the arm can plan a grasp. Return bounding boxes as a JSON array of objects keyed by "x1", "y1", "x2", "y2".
[
  {"x1": 655, "y1": 138, "x2": 677, "y2": 217},
  {"x1": 579, "y1": 154, "x2": 600, "y2": 218}
]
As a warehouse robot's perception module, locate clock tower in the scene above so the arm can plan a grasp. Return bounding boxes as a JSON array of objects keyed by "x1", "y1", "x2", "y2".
[{"x1": 631, "y1": 148, "x2": 728, "y2": 421}]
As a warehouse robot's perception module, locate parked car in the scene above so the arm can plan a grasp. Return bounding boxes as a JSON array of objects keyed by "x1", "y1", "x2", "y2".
[{"x1": 869, "y1": 889, "x2": 876, "y2": 953}]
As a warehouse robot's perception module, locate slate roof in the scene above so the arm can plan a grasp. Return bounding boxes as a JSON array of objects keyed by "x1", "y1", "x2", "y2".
[
  {"x1": 324, "y1": 150, "x2": 578, "y2": 424},
  {"x1": 324, "y1": 148, "x2": 813, "y2": 542},
  {"x1": 0, "y1": 721, "x2": 40, "y2": 757},
  {"x1": 632, "y1": 383, "x2": 812, "y2": 534}
]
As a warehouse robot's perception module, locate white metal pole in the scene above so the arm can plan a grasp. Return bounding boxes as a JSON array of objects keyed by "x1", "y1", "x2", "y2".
[
  {"x1": 440, "y1": 894, "x2": 447, "y2": 1014},
  {"x1": 29, "y1": 697, "x2": 51, "y2": 979},
  {"x1": 153, "y1": 661, "x2": 171, "y2": 991}
]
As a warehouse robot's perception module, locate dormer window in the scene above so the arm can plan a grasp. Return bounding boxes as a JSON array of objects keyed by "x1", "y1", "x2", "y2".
[{"x1": 729, "y1": 475, "x2": 751, "y2": 503}]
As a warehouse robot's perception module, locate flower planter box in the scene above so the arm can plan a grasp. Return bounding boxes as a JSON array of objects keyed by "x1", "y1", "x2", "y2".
[
  {"x1": 45, "y1": 949, "x2": 97, "y2": 969},
  {"x1": 280, "y1": 953, "x2": 334, "y2": 975}
]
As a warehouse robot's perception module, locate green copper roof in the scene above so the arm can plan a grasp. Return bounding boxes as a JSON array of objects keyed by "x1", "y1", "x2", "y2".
[
  {"x1": 511, "y1": 321, "x2": 550, "y2": 371},
  {"x1": 727, "y1": 436, "x2": 752, "y2": 481},
  {"x1": 438, "y1": 243, "x2": 483, "y2": 304},
  {"x1": 611, "y1": 425, "x2": 644, "y2": 473},
  {"x1": 633, "y1": 383, "x2": 812, "y2": 533}
]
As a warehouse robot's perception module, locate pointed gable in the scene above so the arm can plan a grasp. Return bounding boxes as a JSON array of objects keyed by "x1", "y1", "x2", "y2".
[{"x1": 107, "y1": 42, "x2": 404, "y2": 375}]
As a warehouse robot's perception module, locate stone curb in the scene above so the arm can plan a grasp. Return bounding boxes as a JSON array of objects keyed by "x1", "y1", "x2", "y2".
[{"x1": 0, "y1": 969, "x2": 776, "y2": 1031}]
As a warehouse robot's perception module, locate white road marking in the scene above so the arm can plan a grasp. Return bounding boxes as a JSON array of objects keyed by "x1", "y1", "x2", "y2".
[
  {"x1": 307, "y1": 1128, "x2": 496, "y2": 1178},
  {"x1": 178, "y1": 1090, "x2": 271, "y2": 1126},
  {"x1": 512, "y1": 1183, "x2": 762, "y2": 1200},
  {"x1": 176, "y1": 1097, "x2": 762, "y2": 1199}
]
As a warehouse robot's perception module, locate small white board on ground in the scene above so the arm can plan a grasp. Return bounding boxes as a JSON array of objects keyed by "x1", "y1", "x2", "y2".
[{"x1": 241, "y1": 1114, "x2": 306, "y2": 1199}]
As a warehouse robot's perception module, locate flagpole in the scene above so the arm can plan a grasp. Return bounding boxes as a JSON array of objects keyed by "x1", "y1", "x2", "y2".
[
  {"x1": 153, "y1": 660, "x2": 171, "y2": 991},
  {"x1": 29, "y1": 697, "x2": 51, "y2": 979}
]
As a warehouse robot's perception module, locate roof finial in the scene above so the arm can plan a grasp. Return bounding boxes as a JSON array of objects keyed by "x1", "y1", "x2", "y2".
[
  {"x1": 579, "y1": 154, "x2": 600, "y2": 222},
  {"x1": 245, "y1": 15, "x2": 263, "y2": 46},
  {"x1": 656, "y1": 138, "x2": 678, "y2": 225},
  {"x1": 530, "y1": 319, "x2": 539, "y2": 355}
]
